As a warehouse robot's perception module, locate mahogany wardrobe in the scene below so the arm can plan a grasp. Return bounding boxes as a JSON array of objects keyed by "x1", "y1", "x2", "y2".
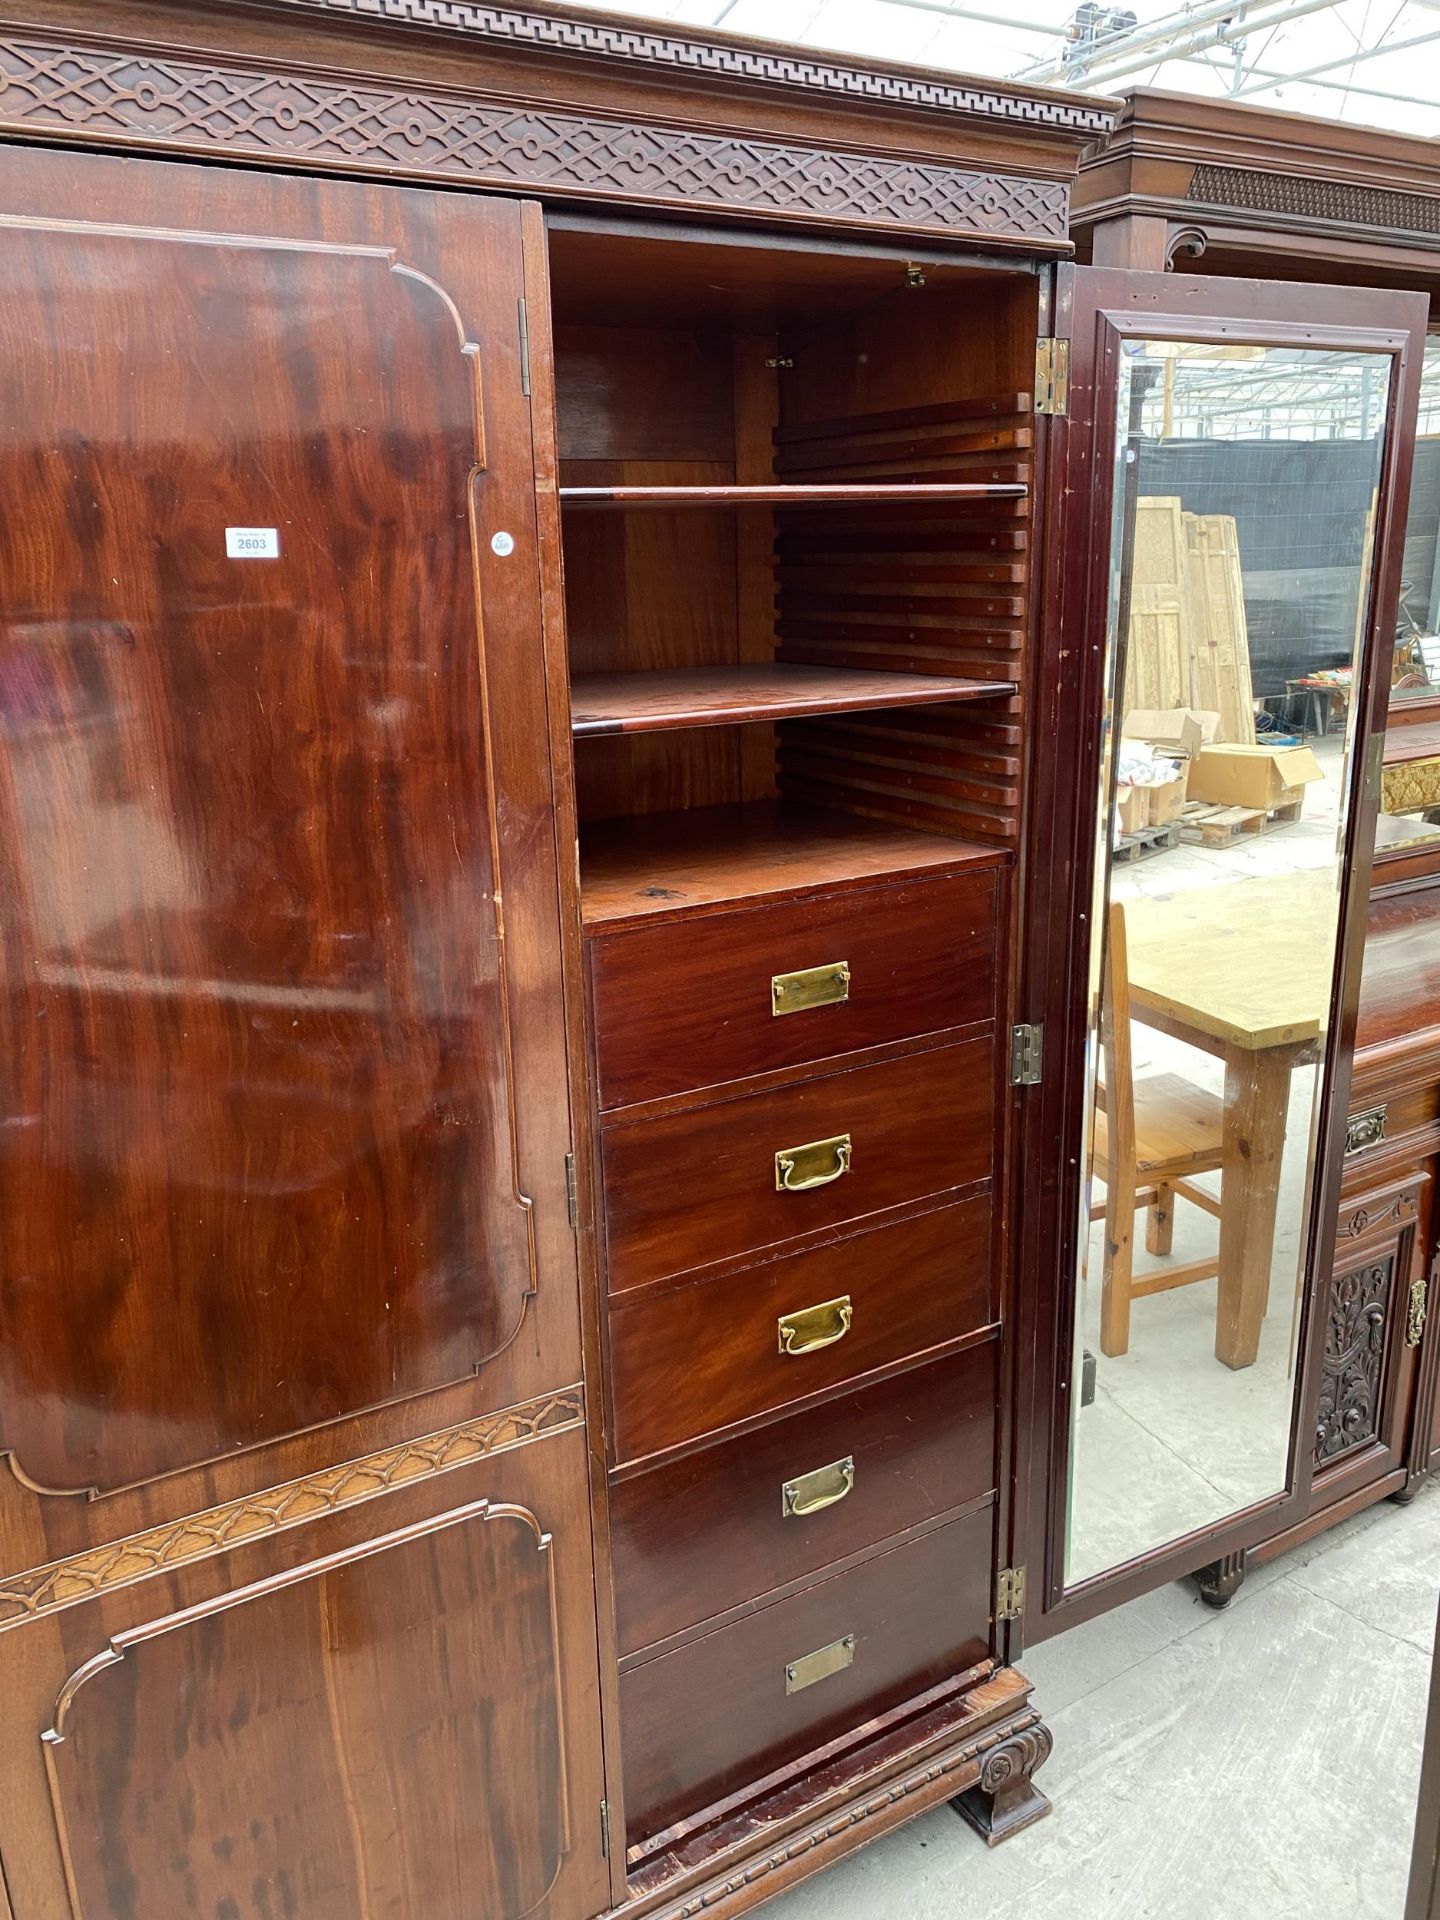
[{"x1": 0, "y1": 6, "x2": 1424, "y2": 1919}]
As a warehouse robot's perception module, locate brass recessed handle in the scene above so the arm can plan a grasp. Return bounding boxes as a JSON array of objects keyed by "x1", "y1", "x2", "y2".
[
  {"x1": 775, "y1": 1133, "x2": 852, "y2": 1193},
  {"x1": 778, "y1": 1295, "x2": 852, "y2": 1356},
  {"x1": 782, "y1": 1456, "x2": 855, "y2": 1518},
  {"x1": 772, "y1": 961, "x2": 851, "y2": 1018},
  {"x1": 785, "y1": 1634, "x2": 855, "y2": 1695}
]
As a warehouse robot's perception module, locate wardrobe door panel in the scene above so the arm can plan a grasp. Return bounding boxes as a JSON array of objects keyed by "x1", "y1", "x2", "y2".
[
  {"x1": 0, "y1": 1428, "x2": 607, "y2": 1920},
  {"x1": 0, "y1": 153, "x2": 562, "y2": 1497},
  {"x1": 47, "y1": 1504, "x2": 562, "y2": 1920}
]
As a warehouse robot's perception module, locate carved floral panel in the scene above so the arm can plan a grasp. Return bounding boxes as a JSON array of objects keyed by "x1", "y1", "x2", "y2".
[{"x1": 1314, "y1": 1256, "x2": 1393, "y2": 1466}]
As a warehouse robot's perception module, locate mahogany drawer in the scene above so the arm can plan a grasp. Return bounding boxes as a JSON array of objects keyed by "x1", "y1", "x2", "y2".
[
  {"x1": 610, "y1": 1344, "x2": 997, "y2": 1655},
  {"x1": 601, "y1": 1035, "x2": 993, "y2": 1293},
  {"x1": 588, "y1": 868, "x2": 998, "y2": 1110},
  {"x1": 608, "y1": 1196, "x2": 993, "y2": 1464},
  {"x1": 619, "y1": 1507, "x2": 992, "y2": 1845}
]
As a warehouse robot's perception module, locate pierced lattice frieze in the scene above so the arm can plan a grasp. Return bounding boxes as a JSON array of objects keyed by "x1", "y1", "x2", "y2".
[
  {"x1": 1191, "y1": 164, "x2": 1440, "y2": 238},
  {"x1": 0, "y1": 34, "x2": 1070, "y2": 243}
]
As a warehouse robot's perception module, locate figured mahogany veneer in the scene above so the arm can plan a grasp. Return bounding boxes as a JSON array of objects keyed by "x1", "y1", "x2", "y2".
[
  {"x1": 619, "y1": 1508, "x2": 993, "y2": 1846},
  {"x1": 610, "y1": 1344, "x2": 997, "y2": 1654},
  {"x1": 0, "y1": 151, "x2": 588, "y2": 1518},
  {"x1": 601, "y1": 1036, "x2": 994, "y2": 1293},
  {"x1": 47, "y1": 1494, "x2": 568, "y2": 1920},
  {"x1": 607, "y1": 1197, "x2": 994, "y2": 1464},
  {"x1": 589, "y1": 866, "x2": 998, "y2": 1109},
  {"x1": 570, "y1": 664, "x2": 1013, "y2": 737}
]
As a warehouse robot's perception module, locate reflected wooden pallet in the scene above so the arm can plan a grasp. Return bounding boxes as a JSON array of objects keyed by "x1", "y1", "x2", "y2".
[
  {"x1": 1179, "y1": 798, "x2": 1304, "y2": 848},
  {"x1": 1113, "y1": 823, "x2": 1181, "y2": 864}
]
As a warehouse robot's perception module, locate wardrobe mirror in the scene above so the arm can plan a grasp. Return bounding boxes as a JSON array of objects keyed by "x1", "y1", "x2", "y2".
[{"x1": 1065, "y1": 337, "x2": 1392, "y2": 1586}]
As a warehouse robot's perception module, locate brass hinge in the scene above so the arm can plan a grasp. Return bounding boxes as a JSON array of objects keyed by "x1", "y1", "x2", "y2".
[
  {"x1": 564, "y1": 1151, "x2": 579, "y2": 1228},
  {"x1": 600, "y1": 1798, "x2": 610, "y2": 1858},
  {"x1": 996, "y1": 1566, "x2": 1026, "y2": 1622},
  {"x1": 1409, "y1": 1273, "x2": 1430, "y2": 1349},
  {"x1": 1010, "y1": 1023, "x2": 1044, "y2": 1087},
  {"x1": 517, "y1": 296, "x2": 532, "y2": 397},
  {"x1": 1035, "y1": 337, "x2": 1069, "y2": 416}
]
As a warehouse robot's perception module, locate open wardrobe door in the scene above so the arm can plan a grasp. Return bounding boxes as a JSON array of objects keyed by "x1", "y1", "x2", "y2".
[{"x1": 1013, "y1": 265, "x2": 1427, "y2": 1644}]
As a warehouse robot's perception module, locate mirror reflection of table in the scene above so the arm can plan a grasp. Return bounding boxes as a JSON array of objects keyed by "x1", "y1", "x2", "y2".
[{"x1": 1122, "y1": 870, "x2": 1337, "y2": 1369}]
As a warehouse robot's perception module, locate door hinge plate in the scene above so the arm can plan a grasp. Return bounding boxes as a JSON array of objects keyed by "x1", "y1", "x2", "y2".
[
  {"x1": 518, "y1": 295, "x2": 532, "y2": 397},
  {"x1": 564, "y1": 1150, "x2": 578, "y2": 1228},
  {"x1": 996, "y1": 1565, "x2": 1026, "y2": 1622},
  {"x1": 1010, "y1": 1024, "x2": 1043, "y2": 1087},
  {"x1": 1035, "y1": 336, "x2": 1069, "y2": 416},
  {"x1": 600, "y1": 1798, "x2": 610, "y2": 1858},
  {"x1": 1408, "y1": 1274, "x2": 1429, "y2": 1349}
]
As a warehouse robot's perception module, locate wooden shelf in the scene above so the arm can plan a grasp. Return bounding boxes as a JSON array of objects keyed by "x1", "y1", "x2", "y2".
[
  {"x1": 1384, "y1": 718, "x2": 1440, "y2": 765},
  {"x1": 579, "y1": 802, "x2": 1006, "y2": 929},
  {"x1": 570, "y1": 664, "x2": 1013, "y2": 738},
  {"x1": 558, "y1": 482, "x2": 1027, "y2": 509}
]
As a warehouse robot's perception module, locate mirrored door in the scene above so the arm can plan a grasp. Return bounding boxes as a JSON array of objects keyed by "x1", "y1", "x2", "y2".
[{"x1": 1029, "y1": 272, "x2": 1427, "y2": 1613}]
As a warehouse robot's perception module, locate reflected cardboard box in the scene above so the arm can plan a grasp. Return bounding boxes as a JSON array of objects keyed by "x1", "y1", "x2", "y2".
[
  {"x1": 1187, "y1": 743, "x2": 1324, "y2": 814},
  {"x1": 1122, "y1": 706, "x2": 1219, "y2": 763}
]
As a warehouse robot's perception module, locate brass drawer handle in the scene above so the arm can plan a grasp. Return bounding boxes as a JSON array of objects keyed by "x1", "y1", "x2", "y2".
[
  {"x1": 778, "y1": 1295, "x2": 852, "y2": 1356},
  {"x1": 785, "y1": 1634, "x2": 855, "y2": 1695},
  {"x1": 772, "y1": 961, "x2": 851, "y2": 1018},
  {"x1": 782, "y1": 1456, "x2": 855, "y2": 1518},
  {"x1": 1346, "y1": 1105, "x2": 1388, "y2": 1154},
  {"x1": 775, "y1": 1133, "x2": 852, "y2": 1193}
]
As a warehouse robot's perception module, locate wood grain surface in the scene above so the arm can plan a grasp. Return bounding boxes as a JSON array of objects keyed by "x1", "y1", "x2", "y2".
[
  {"x1": 570, "y1": 664, "x2": 1008, "y2": 736},
  {"x1": 580, "y1": 802, "x2": 1003, "y2": 927},
  {"x1": 589, "y1": 867, "x2": 997, "y2": 1109},
  {"x1": 610, "y1": 1344, "x2": 997, "y2": 1653},
  {"x1": 45, "y1": 1499, "x2": 567, "y2": 1920},
  {"x1": 600, "y1": 1036, "x2": 994, "y2": 1291},
  {"x1": 618, "y1": 1508, "x2": 993, "y2": 1843},
  {"x1": 0, "y1": 183, "x2": 554, "y2": 1497},
  {"x1": 607, "y1": 1196, "x2": 995, "y2": 1462}
]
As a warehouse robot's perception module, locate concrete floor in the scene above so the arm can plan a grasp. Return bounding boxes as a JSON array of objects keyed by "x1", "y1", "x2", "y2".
[{"x1": 766, "y1": 1481, "x2": 1439, "y2": 1920}]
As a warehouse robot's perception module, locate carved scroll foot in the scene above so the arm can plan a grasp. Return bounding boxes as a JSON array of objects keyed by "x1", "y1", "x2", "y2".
[
  {"x1": 1195, "y1": 1548, "x2": 1246, "y2": 1609},
  {"x1": 951, "y1": 1721, "x2": 1053, "y2": 1847}
]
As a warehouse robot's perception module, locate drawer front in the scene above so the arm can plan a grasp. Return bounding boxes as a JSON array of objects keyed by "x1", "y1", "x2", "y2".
[
  {"x1": 602, "y1": 1036, "x2": 993, "y2": 1292},
  {"x1": 589, "y1": 870, "x2": 997, "y2": 1110},
  {"x1": 608, "y1": 1197, "x2": 993, "y2": 1463},
  {"x1": 610, "y1": 1345, "x2": 997, "y2": 1654},
  {"x1": 619, "y1": 1508, "x2": 992, "y2": 1845}
]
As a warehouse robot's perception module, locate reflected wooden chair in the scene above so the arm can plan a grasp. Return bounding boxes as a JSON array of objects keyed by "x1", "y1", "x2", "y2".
[{"x1": 1092, "y1": 900, "x2": 1226, "y2": 1358}]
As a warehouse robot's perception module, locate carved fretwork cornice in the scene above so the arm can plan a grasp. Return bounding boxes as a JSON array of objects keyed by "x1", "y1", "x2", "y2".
[
  {"x1": 1075, "y1": 86, "x2": 1440, "y2": 247},
  {"x1": 234, "y1": 0, "x2": 1116, "y2": 135}
]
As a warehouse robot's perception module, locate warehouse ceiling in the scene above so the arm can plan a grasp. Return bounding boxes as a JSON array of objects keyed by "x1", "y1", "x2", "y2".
[{"x1": 572, "y1": 0, "x2": 1440, "y2": 134}]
